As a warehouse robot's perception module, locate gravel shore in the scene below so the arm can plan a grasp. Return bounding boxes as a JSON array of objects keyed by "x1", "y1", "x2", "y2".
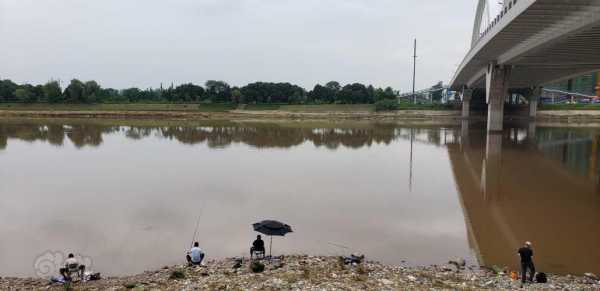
[{"x1": 2, "y1": 255, "x2": 599, "y2": 290}]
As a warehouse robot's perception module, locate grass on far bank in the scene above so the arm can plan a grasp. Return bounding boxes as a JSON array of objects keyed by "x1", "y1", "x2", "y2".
[
  {"x1": 540, "y1": 103, "x2": 600, "y2": 110},
  {"x1": 0, "y1": 103, "x2": 236, "y2": 112},
  {"x1": 0, "y1": 102, "x2": 457, "y2": 113},
  {"x1": 280, "y1": 104, "x2": 376, "y2": 112},
  {"x1": 243, "y1": 104, "x2": 282, "y2": 111},
  {"x1": 244, "y1": 103, "x2": 456, "y2": 112}
]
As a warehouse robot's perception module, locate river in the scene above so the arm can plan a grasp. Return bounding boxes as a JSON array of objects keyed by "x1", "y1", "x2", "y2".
[{"x1": 0, "y1": 118, "x2": 599, "y2": 277}]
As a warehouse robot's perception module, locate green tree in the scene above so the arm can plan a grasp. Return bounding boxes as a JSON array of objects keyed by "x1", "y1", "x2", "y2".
[
  {"x1": 17, "y1": 85, "x2": 40, "y2": 103},
  {"x1": 240, "y1": 82, "x2": 305, "y2": 104},
  {"x1": 84, "y1": 81, "x2": 101, "y2": 103},
  {"x1": 375, "y1": 99, "x2": 399, "y2": 111},
  {"x1": 289, "y1": 90, "x2": 304, "y2": 104},
  {"x1": 231, "y1": 88, "x2": 243, "y2": 103},
  {"x1": 64, "y1": 79, "x2": 85, "y2": 102},
  {"x1": 43, "y1": 81, "x2": 63, "y2": 103},
  {"x1": 122, "y1": 88, "x2": 142, "y2": 102},
  {"x1": 15, "y1": 88, "x2": 30, "y2": 102},
  {"x1": 205, "y1": 80, "x2": 231, "y2": 102},
  {"x1": 138, "y1": 89, "x2": 161, "y2": 102},
  {"x1": 0, "y1": 79, "x2": 18, "y2": 102},
  {"x1": 325, "y1": 81, "x2": 341, "y2": 92},
  {"x1": 33, "y1": 85, "x2": 44, "y2": 101},
  {"x1": 367, "y1": 85, "x2": 375, "y2": 102},
  {"x1": 308, "y1": 84, "x2": 336, "y2": 103},
  {"x1": 374, "y1": 88, "x2": 385, "y2": 102},
  {"x1": 336, "y1": 83, "x2": 370, "y2": 104},
  {"x1": 383, "y1": 87, "x2": 396, "y2": 100},
  {"x1": 174, "y1": 83, "x2": 204, "y2": 102},
  {"x1": 98, "y1": 88, "x2": 120, "y2": 102}
]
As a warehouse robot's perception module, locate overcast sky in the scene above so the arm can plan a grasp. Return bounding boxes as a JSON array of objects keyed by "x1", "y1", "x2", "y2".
[{"x1": 0, "y1": 0, "x2": 477, "y2": 91}]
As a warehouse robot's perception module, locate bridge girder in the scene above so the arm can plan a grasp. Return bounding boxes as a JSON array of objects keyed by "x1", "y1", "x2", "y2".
[{"x1": 452, "y1": 0, "x2": 600, "y2": 91}]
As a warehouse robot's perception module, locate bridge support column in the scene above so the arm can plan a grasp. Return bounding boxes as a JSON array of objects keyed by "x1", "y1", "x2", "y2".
[
  {"x1": 462, "y1": 89, "x2": 473, "y2": 118},
  {"x1": 528, "y1": 87, "x2": 542, "y2": 118},
  {"x1": 486, "y1": 64, "x2": 511, "y2": 132},
  {"x1": 529, "y1": 99, "x2": 538, "y2": 117}
]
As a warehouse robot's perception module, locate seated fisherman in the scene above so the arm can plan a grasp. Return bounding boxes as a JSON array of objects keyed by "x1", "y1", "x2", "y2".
[
  {"x1": 59, "y1": 253, "x2": 86, "y2": 281},
  {"x1": 186, "y1": 242, "x2": 205, "y2": 266},
  {"x1": 250, "y1": 235, "x2": 265, "y2": 258}
]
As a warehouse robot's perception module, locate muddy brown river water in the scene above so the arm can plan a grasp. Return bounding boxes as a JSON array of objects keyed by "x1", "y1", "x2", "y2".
[{"x1": 0, "y1": 118, "x2": 599, "y2": 277}]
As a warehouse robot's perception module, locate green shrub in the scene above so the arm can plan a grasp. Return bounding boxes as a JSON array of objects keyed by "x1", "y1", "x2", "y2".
[
  {"x1": 169, "y1": 269, "x2": 186, "y2": 280},
  {"x1": 123, "y1": 283, "x2": 138, "y2": 289},
  {"x1": 375, "y1": 99, "x2": 400, "y2": 111}
]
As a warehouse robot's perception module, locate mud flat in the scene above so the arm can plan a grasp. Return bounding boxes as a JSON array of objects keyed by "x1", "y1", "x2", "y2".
[{"x1": 0, "y1": 109, "x2": 461, "y2": 122}]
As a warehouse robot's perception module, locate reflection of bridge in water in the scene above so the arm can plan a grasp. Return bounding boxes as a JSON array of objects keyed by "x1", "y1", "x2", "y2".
[{"x1": 448, "y1": 121, "x2": 600, "y2": 274}]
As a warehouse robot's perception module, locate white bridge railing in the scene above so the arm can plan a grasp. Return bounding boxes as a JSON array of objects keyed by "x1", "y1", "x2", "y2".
[{"x1": 542, "y1": 88, "x2": 597, "y2": 99}]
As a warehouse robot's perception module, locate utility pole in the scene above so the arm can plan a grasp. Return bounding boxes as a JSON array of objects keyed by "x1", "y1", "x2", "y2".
[
  {"x1": 409, "y1": 128, "x2": 414, "y2": 192},
  {"x1": 412, "y1": 39, "x2": 417, "y2": 105},
  {"x1": 409, "y1": 39, "x2": 418, "y2": 191}
]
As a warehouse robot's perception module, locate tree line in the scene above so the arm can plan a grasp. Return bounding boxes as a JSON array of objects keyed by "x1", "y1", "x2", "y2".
[{"x1": 0, "y1": 78, "x2": 398, "y2": 105}]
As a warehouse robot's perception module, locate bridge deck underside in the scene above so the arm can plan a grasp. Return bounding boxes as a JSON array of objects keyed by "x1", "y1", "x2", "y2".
[{"x1": 452, "y1": 0, "x2": 600, "y2": 90}]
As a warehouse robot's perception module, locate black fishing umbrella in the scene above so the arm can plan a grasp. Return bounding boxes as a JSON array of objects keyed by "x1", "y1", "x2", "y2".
[{"x1": 252, "y1": 220, "x2": 293, "y2": 257}]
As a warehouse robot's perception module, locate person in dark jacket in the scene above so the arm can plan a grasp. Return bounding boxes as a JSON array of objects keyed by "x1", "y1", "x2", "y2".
[
  {"x1": 250, "y1": 235, "x2": 265, "y2": 258},
  {"x1": 59, "y1": 253, "x2": 86, "y2": 281},
  {"x1": 517, "y1": 241, "x2": 535, "y2": 284}
]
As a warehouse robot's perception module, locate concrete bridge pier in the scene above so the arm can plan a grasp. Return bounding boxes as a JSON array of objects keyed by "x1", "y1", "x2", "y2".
[
  {"x1": 461, "y1": 89, "x2": 473, "y2": 118},
  {"x1": 528, "y1": 87, "x2": 542, "y2": 118},
  {"x1": 486, "y1": 64, "x2": 511, "y2": 132},
  {"x1": 529, "y1": 98, "x2": 538, "y2": 118}
]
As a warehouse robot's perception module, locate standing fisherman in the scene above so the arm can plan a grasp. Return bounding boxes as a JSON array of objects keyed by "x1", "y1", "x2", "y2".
[{"x1": 517, "y1": 241, "x2": 535, "y2": 284}]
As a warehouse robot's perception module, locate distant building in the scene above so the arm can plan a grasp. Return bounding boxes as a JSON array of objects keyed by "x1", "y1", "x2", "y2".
[{"x1": 545, "y1": 72, "x2": 600, "y2": 97}]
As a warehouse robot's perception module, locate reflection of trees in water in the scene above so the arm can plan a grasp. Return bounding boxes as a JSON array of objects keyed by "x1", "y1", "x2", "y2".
[
  {"x1": 152, "y1": 124, "x2": 409, "y2": 149},
  {"x1": 0, "y1": 122, "x2": 449, "y2": 150},
  {"x1": 124, "y1": 126, "x2": 154, "y2": 140},
  {"x1": 0, "y1": 135, "x2": 6, "y2": 150},
  {"x1": 47, "y1": 125, "x2": 66, "y2": 146},
  {"x1": 0, "y1": 124, "x2": 64, "y2": 148},
  {"x1": 536, "y1": 128, "x2": 599, "y2": 180},
  {"x1": 309, "y1": 126, "x2": 395, "y2": 149},
  {"x1": 0, "y1": 123, "x2": 119, "y2": 149}
]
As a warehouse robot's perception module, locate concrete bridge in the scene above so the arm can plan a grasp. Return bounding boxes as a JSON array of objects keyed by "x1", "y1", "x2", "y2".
[{"x1": 450, "y1": 0, "x2": 600, "y2": 131}]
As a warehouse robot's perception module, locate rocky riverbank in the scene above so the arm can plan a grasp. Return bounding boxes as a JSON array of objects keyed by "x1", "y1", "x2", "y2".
[{"x1": 2, "y1": 255, "x2": 599, "y2": 290}]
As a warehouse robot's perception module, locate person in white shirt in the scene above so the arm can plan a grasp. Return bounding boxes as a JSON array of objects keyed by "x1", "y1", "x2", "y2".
[
  {"x1": 186, "y1": 242, "x2": 205, "y2": 266},
  {"x1": 59, "y1": 253, "x2": 86, "y2": 281}
]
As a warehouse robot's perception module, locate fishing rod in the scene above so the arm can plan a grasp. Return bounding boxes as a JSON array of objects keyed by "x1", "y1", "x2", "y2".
[{"x1": 189, "y1": 200, "x2": 206, "y2": 249}]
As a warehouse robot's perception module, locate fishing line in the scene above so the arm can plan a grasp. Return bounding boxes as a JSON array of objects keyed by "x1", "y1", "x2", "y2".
[{"x1": 189, "y1": 199, "x2": 206, "y2": 249}]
